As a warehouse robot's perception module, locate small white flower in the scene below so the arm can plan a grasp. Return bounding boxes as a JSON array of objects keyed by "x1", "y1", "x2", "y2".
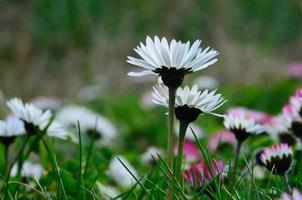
[
  {"x1": 140, "y1": 147, "x2": 164, "y2": 165},
  {"x1": 0, "y1": 116, "x2": 25, "y2": 137},
  {"x1": 7, "y1": 98, "x2": 67, "y2": 139},
  {"x1": 7, "y1": 98, "x2": 52, "y2": 128},
  {"x1": 11, "y1": 161, "x2": 44, "y2": 180},
  {"x1": 108, "y1": 156, "x2": 138, "y2": 188},
  {"x1": 97, "y1": 182, "x2": 120, "y2": 200},
  {"x1": 57, "y1": 105, "x2": 117, "y2": 145},
  {"x1": 153, "y1": 78, "x2": 226, "y2": 116},
  {"x1": 127, "y1": 36, "x2": 218, "y2": 77},
  {"x1": 264, "y1": 115, "x2": 291, "y2": 139},
  {"x1": 224, "y1": 113, "x2": 264, "y2": 143}
]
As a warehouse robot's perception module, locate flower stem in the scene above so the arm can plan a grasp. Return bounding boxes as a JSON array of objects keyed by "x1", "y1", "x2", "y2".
[
  {"x1": 232, "y1": 142, "x2": 242, "y2": 187},
  {"x1": 283, "y1": 174, "x2": 290, "y2": 193},
  {"x1": 167, "y1": 87, "x2": 176, "y2": 200},
  {"x1": 4, "y1": 135, "x2": 29, "y2": 200},
  {"x1": 3, "y1": 145, "x2": 9, "y2": 175},
  {"x1": 175, "y1": 121, "x2": 189, "y2": 188},
  {"x1": 41, "y1": 137, "x2": 67, "y2": 200}
]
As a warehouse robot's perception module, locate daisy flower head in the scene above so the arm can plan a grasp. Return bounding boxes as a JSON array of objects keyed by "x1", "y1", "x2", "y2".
[
  {"x1": 57, "y1": 105, "x2": 117, "y2": 145},
  {"x1": 260, "y1": 143, "x2": 293, "y2": 175},
  {"x1": 0, "y1": 116, "x2": 25, "y2": 145},
  {"x1": 153, "y1": 78, "x2": 226, "y2": 123},
  {"x1": 223, "y1": 113, "x2": 264, "y2": 143},
  {"x1": 128, "y1": 36, "x2": 219, "y2": 88},
  {"x1": 7, "y1": 98, "x2": 67, "y2": 139},
  {"x1": 227, "y1": 107, "x2": 272, "y2": 125},
  {"x1": 264, "y1": 115, "x2": 295, "y2": 146},
  {"x1": 282, "y1": 104, "x2": 302, "y2": 141}
]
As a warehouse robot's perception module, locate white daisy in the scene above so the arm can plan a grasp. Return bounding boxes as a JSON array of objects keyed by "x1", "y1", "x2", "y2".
[
  {"x1": 127, "y1": 36, "x2": 218, "y2": 88},
  {"x1": 7, "y1": 98, "x2": 67, "y2": 139},
  {"x1": 0, "y1": 116, "x2": 25, "y2": 137},
  {"x1": 108, "y1": 156, "x2": 138, "y2": 188},
  {"x1": 57, "y1": 105, "x2": 117, "y2": 145},
  {"x1": 7, "y1": 98, "x2": 52, "y2": 129},
  {"x1": 0, "y1": 116, "x2": 25, "y2": 145},
  {"x1": 224, "y1": 113, "x2": 264, "y2": 143},
  {"x1": 11, "y1": 161, "x2": 44, "y2": 180},
  {"x1": 260, "y1": 143, "x2": 293, "y2": 175},
  {"x1": 153, "y1": 78, "x2": 226, "y2": 122}
]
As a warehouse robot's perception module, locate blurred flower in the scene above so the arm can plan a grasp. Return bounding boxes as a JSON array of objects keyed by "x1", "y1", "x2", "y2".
[
  {"x1": 174, "y1": 139, "x2": 201, "y2": 164},
  {"x1": 153, "y1": 79, "x2": 226, "y2": 123},
  {"x1": 127, "y1": 36, "x2": 218, "y2": 88},
  {"x1": 97, "y1": 182, "x2": 120, "y2": 200},
  {"x1": 286, "y1": 62, "x2": 302, "y2": 80},
  {"x1": 208, "y1": 130, "x2": 237, "y2": 153},
  {"x1": 30, "y1": 96, "x2": 61, "y2": 111},
  {"x1": 193, "y1": 76, "x2": 219, "y2": 90},
  {"x1": 140, "y1": 146, "x2": 164, "y2": 165},
  {"x1": 108, "y1": 156, "x2": 138, "y2": 188},
  {"x1": 260, "y1": 143, "x2": 293, "y2": 175},
  {"x1": 252, "y1": 165, "x2": 266, "y2": 180},
  {"x1": 183, "y1": 160, "x2": 225, "y2": 189},
  {"x1": 7, "y1": 98, "x2": 67, "y2": 139},
  {"x1": 282, "y1": 104, "x2": 302, "y2": 141},
  {"x1": 226, "y1": 107, "x2": 272, "y2": 125},
  {"x1": 11, "y1": 161, "x2": 44, "y2": 180},
  {"x1": 0, "y1": 116, "x2": 25, "y2": 146},
  {"x1": 224, "y1": 113, "x2": 264, "y2": 143},
  {"x1": 57, "y1": 105, "x2": 117, "y2": 145},
  {"x1": 280, "y1": 188, "x2": 302, "y2": 200},
  {"x1": 264, "y1": 115, "x2": 296, "y2": 146}
]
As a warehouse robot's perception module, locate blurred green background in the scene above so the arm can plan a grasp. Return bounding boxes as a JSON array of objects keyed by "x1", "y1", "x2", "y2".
[{"x1": 0, "y1": 0, "x2": 301, "y2": 98}]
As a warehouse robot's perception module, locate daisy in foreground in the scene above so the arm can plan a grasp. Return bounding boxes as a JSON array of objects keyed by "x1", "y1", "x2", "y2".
[
  {"x1": 127, "y1": 36, "x2": 219, "y2": 88},
  {"x1": 153, "y1": 78, "x2": 226, "y2": 183},
  {"x1": 260, "y1": 143, "x2": 293, "y2": 176},
  {"x1": 7, "y1": 98, "x2": 67, "y2": 139},
  {"x1": 127, "y1": 36, "x2": 219, "y2": 196}
]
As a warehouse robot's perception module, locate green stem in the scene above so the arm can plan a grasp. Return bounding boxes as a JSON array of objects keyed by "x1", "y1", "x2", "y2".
[
  {"x1": 83, "y1": 138, "x2": 95, "y2": 177},
  {"x1": 3, "y1": 145, "x2": 9, "y2": 175},
  {"x1": 41, "y1": 137, "x2": 67, "y2": 200},
  {"x1": 175, "y1": 121, "x2": 189, "y2": 188},
  {"x1": 167, "y1": 87, "x2": 176, "y2": 200},
  {"x1": 232, "y1": 142, "x2": 242, "y2": 187},
  {"x1": 4, "y1": 135, "x2": 30, "y2": 200},
  {"x1": 283, "y1": 174, "x2": 290, "y2": 193}
]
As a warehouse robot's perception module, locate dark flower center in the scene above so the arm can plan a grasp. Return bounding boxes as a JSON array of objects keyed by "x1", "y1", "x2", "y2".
[
  {"x1": 87, "y1": 129, "x2": 102, "y2": 140},
  {"x1": 278, "y1": 133, "x2": 296, "y2": 146},
  {"x1": 0, "y1": 136, "x2": 16, "y2": 146},
  {"x1": 264, "y1": 154, "x2": 292, "y2": 175},
  {"x1": 230, "y1": 128, "x2": 250, "y2": 143},
  {"x1": 255, "y1": 149, "x2": 265, "y2": 166},
  {"x1": 175, "y1": 105, "x2": 201, "y2": 124},
  {"x1": 154, "y1": 67, "x2": 192, "y2": 89},
  {"x1": 291, "y1": 121, "x2": 302, "y2": 140},
  {"x1": 24, "y1": 121, "x2": 40, "y2": 135}
]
